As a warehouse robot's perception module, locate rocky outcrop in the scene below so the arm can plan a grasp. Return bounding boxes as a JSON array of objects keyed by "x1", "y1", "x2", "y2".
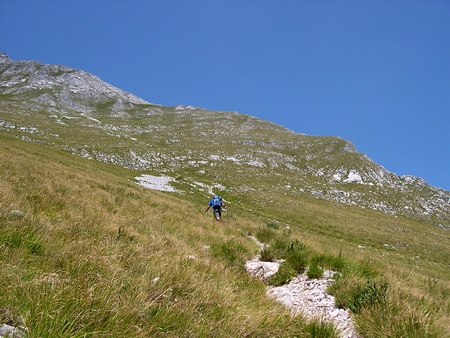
[
  {"x1": 0, "y1": 52, "x2": 11, "y2": 63},
  {"x1": 0, "y1": 52, "x2": 151, "y2": 115},
  {"x1": 0, "y1": 308, "x2": 27, "y2": 338}
]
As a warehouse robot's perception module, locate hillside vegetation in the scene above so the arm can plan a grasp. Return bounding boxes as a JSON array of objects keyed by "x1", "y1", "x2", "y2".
[
  {"x1": 1, "y1": 54, "x2": 450, "y2": 337},
  {"x1": 1, "y1": 135, "x2": 449, "y2": 337}
]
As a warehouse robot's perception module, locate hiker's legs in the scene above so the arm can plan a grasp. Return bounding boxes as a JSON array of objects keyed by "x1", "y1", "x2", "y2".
[{"x1": 213, "y1": 207, "x2": 222, "y2": 220}]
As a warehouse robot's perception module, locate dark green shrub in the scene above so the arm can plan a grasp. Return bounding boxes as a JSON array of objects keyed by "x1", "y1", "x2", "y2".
[
  {"x1": 350, "y1": 280, "x2": 388, "y2": 313},
  {"x1": 333, "y1": 279, "x2": 388, "y2": 314},
  {"x1": 269, "y1": 237, "x2": 302, "y2": 257},
  {"x1": 267, "y1": 261, "x2": 296, "y2": 286},
  {"x1": 259, "y1": 246, "x2": 277, "y2": 262},
  {"x1": 285, "y1": 239, "x2": 308, "y2": 273},
  {"x1": 271, "y1": 237, "x2": 290, "y2": 252},
  {"x1": 260, "y1": 238, "x2": 308, "y2": 280},
  {"x1": 286, "y1": 249, "x2": 308, "y2": 273},
  {"x1": 307, "y1": 262, "x2": 323, "y2": 279},
  {"x1": 266, "y1": 221, "x2": 279, "y2": 230}
]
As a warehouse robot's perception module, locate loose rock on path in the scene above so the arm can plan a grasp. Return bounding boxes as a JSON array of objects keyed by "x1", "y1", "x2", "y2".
[
  {"x1": 245, "y1": 237, "x2": 360, "y2": 338},
  {"x1": 267, "y1": 273, "x2": 360, "y2": 338}
]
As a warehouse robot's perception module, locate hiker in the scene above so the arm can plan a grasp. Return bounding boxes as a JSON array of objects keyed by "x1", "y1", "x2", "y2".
[{"x1": 205, "y1": 195, "x2": 226, "y2": 221}]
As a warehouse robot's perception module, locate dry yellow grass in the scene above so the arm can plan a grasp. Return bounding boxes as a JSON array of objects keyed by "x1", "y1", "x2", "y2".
[
  {"x1": 0, "y1": 136, "x2": 339, "y2": 337},
  {"x1": 1, "y1": 135, "x2": 449, "y2": 337}
]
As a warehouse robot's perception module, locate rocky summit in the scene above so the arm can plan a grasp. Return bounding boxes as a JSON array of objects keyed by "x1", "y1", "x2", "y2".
[{"x1": 1, "y1": 52, "x2": 449, "y2": 229}]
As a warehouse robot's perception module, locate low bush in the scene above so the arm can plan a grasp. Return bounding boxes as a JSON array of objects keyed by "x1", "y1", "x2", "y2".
[
  {"x1": 259, "y1": 246, "x2": 277, "y2": 262},
  {"x1": 284, "y1": 239, "x2": 308, "y2": 273},
  {"x1": 267, "y1": 261, "x2": 296, "y2": 286},
  {"x1": 310, "y1": 252, "x2": 347, "y2": 272},
  {"x1": 306, "y1": 262, "x2": 324, "y2": 279},
  {"x1": 210, "y1": 239, "x2": 249, "y2": 267},
  {"x1": 329, "y1": 276, "x2": 388, "y2": 314}
]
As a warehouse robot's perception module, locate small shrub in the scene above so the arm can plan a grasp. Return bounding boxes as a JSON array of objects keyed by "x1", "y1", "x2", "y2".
[
  {"x1": 211, "y1": 239, "x2": 249, "y2": 267},
  {"x1": 285, "y1": 239, "x2": 308, "y2": 273},
  {"x1": 307, "y1": 263, "x2": 323, "y2": 279},
  {"x1": 353, "y1": 280, "x2": 388, "y2": 313},
  {"x1": 266, "y1": 221, "x2": 279, "y2": 230},
  {"x1": 267, "y1": 261, "x2": 296, "y2": 286},
  {"x1": 270, "y1": 237, "x2": 296, "y2": 259},
  {"x1": 271, "y1": 237, "x2": 290, "y2": 251},
  {"x1": 260, "y1": 238, "x2": 308, "y2": 274},
  {"x1": 255, "y1": 227, "x2": 277, "y2": 244},
  {"x1": 259, "y1": 246, "x2": 277, "y2": 262},
  {"x1": 304, "y1": 318, "x2": 339, "y2": 338},
  {"x1": 333, "y1": 278, "x2": 388, "y2": 314}
]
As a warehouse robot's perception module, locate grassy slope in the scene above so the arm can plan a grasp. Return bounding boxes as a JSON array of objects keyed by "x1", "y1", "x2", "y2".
[
  {"x1": 0, "y1": 136, "x2": 337, "y2": 337},
  {"x1": 1, "y1": 135, "x2": 449, "y2": 337}
]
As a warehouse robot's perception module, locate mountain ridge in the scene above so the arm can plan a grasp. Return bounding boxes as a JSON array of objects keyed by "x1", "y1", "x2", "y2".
[{"x1": 0, "y1": 52, "x2": 449, "y2": 229}]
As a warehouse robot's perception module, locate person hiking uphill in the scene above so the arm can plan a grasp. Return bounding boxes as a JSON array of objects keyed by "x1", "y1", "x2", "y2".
[{"x1": 205, "y1": 195, "x2": 226, "y2": 221}]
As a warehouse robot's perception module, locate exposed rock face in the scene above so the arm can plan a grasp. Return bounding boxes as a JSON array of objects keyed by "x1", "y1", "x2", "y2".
[
  {"x1": 0, "y1": 52, "x2": 11, "y2": 63},
  {"x1": 0, "y1": 52, "x2": 151, "y2": 115}
]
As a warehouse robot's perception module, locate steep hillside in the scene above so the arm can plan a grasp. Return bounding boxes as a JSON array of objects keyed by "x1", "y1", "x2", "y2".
[
  {"x1": 1, "y1": 53, "x2": 450, "y2": 336},
  {"x1": 2, "y1": 132, "x2": 450, "y2": 337},
  {"x1": 0, "y1": 136, "x2": 310, "y2": 336},
  {"x1": 1, "y1": 53, "x2": 449, "y2": 229}
]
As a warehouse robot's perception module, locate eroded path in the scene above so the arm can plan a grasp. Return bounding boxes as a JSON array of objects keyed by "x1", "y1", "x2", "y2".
[{"x1": 245, "y1": 237, "x2": 360, "y2": 338}]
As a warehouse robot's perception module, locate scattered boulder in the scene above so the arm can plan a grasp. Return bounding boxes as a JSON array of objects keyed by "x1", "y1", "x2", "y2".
[
  {"x1": 245, "y1": 259, "x2": 280, "y2": 280},
  {"x1": 0, "y1": 324, "x2": 27, "y2": 338},
  {"x1": 0, "y1": 308, "x2": 27, "y2": 338},
  {"x1": 10, "y1": 210, "x2": 26, "y2": 218}
]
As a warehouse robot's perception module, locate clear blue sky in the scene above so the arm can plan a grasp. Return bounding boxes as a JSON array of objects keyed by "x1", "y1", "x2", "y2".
[{"x1": 1, "y1": 1, "x2": 449, "y2": 191}]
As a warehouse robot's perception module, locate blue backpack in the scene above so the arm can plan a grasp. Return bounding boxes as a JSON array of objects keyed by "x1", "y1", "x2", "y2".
[{"x1": 213, "y1": 196, "x2": 222, "y2": 207}]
